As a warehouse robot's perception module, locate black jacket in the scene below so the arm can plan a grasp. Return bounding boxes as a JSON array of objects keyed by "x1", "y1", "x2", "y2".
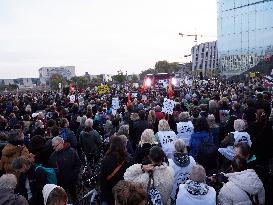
[
  {"x1": 48, "y1": 144, "x2": 81, "y2": 188},
  {"x1": 17, "y1": 164, "x2": 47, "y2": 205},
  {"x1": 100, "y1": 155, "x2": 133, "y2": 205},
  {"x1": 131, "y1": 120, "x2": 148, "y2": 148},
  {"x1": 134, "y1": 143, "x2": 155, "y2": 164},
  {"x1": 79, "y1": 129, "x2": 102, "y2": 156}
]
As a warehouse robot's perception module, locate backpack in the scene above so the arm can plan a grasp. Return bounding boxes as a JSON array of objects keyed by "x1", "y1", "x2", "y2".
[
  {"x1": 146, "y1": 172, "x2": 163, "y2": 205},
  {"x1": 35, "y1": 164, "x2": 58, "y2": 184}
]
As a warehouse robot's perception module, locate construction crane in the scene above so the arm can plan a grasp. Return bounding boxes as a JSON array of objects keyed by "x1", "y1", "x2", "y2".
[{"x1": 178, "y1": 32, "x2": 203, "y2": 44}]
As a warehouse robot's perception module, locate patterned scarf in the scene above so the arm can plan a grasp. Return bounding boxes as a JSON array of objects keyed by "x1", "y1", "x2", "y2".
[{"x1": 185, "y1": 180, "x2": 209, "y2": 195}]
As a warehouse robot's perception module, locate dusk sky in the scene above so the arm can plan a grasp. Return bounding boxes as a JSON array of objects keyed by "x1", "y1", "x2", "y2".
[{"x1": 0, "y1": 0, "x2": 217, "y2": 79}]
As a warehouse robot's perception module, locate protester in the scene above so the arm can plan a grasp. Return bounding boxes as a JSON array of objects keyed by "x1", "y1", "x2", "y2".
[
  {"x1": 124, "y1": 146, "x2": 174, "y2": 205},
  {"x1": 42, "y1": 184, "x2": 68, "y2": 205},
  {"x1": 48, "y1": 136, "x2": 81, "y2": 203},
  {"x1": 176, "y1": 165, "x2": 216, "y2": 205},
  {"x1": 155, "y1": 119, "x2": 177, "y2": 158},
  {"x1": 218, "y1": 157, "x2": 265, "y2": 205},
  {"x1": 100, "y1": 135, "x2": 133, "y2": 205},
  {"x1": 112, "y1": 180, "x2": 147, "y2": 205},
  {"x1": 12, "y1": 156, "x2": 47, "y2": 205},
  {"x1": 176, "y1": 112, "x2": 194, "y2": 146},
  {"x1": 0, "y1": 174, "x2": 29, "y2": 205}
]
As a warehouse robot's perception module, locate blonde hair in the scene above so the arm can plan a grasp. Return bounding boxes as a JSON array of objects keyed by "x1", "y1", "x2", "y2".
[
  {"x1": 190, "y1": 165, "x2": 206, "y2": 183},
  {"x1": 234, "y1": 119, "x2": 246, "y2": 131},
  {"x1": 174, "y1": 139, "x2": 187, "y2": 154},
  {"x1": 139, "y1": 129, "x2": 155, "y2": 145},
  {"x1": 158, "y1": 119, "x2": 170, "y2": 131}
]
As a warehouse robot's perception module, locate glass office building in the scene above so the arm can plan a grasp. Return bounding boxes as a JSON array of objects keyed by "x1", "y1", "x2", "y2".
[{"x1": 217, "y1": 0, "x2": 273, "y2": 76}]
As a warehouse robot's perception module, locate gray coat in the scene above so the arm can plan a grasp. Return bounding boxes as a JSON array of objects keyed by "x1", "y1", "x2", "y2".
[{"x1": 0, "y1": 188, "x2": 29, "y2": 205}]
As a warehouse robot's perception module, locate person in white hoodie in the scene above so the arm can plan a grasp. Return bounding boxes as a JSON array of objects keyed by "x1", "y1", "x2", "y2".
[
  {"x1": 42, "y1": 184, "x2": 68, "y2": 205},
  {"x1": 124, "y1": 146, "x2": 174, "y2": 205},
  {"x1": 176, "y1": 165, "x2": 216, "y2": 205},
  {"x1": 168, "y1": 139, "x2": 196, "y2": 201},
  {"x1": 218, "y1": 157, "x2": 265, "y2": 205}
]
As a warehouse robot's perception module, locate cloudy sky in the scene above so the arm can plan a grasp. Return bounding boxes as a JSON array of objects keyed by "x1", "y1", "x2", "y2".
[{"x1": 0, "y1": 0, "x2": 217, "y2": 79}]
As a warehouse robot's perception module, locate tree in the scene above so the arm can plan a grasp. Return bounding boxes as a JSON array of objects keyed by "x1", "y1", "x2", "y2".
[
  {"x1": 112, "y1": 70, "x2": 126, "y2": 83},
  {"x1": 70, "y1": 76, "x2": 89, "y2": 89},
  {"x1": 139, "y1": 68, "x2": 155, "y2": 80},
  {"x1": 49, "y1": 74, "x2": 65, "y2": 90},
  {"x1": 155, "y1": 60, "x2": 179, "y2": 73},
  {"x1": 131, "y1": 74, "x2": 139, "y2": 82}
]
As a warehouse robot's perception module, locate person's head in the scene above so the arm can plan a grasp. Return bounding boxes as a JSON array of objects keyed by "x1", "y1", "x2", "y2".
[
  {"x1": 28, "y1": 135, "x2": 46, "y2": 154},
  {"x1": 0, "y1": 174, "x2": 17, "y2": 190},
  {"x1": 194, "y1": 118, "x2": 210, "y2": 132},
  {"x1": 8, "y1": 129, "x2": 24, "y2": 143},
  {"x1": 50, "y1": 126, "x2": 60, "y2": 138},
  {"x1": 234, "y1": 119, "x2": 246, "y2": 132},
  {"x1": 189, "y1": 165, "x2": 206, "y2": 183},
  {"x1": 158, "y1": 119, "x2": 170, "y2": 131},
  {"x1": 174, "y1": 139, "x2": 187, "y2": 154},
  {"x1": 59, "y1": 118, "x2": 69, "y2": 128},
  {"x1": 117, "y1": 125, "x2": 129, "y2": 136},
  {"x1": 84, "y1": 118, "x2": 93, "y2": 128},
  {"x1": 130, "y1": 113, "x2": 140, "y2": 121},
  {"x1": 234, "y1": 143, "x2": 251, "y2": 160},
  {"x1": 231, "y1": 156, "x2": 247, "y2": 172},
  {"x1": 51, "y1": 137, "x2": 64, "y2": 152},
  {"x1": 107, "y1": 135, "x2": 128, "y2": 162},
  {"x1": 12, "y1": 156, "x2": 31, "y2": 173},
  {"x1": 80, "y1": 115, "x2": 87, "y2": 127},
  {"x1": 207, "y1": 114, "x2": 217, "y2": 128},
  {"x1": 138, "y1": 110, "x2": 146, "y2": 120},
  {"x1": 256, "y1": 109, "x2": 267, "y2": 123},
  {"x1": 140, "y1": 129, "x2": 155, "y2": 145},
  {"x1": 149, "y1": 146, "x2": 165, "y2": 166},
  {"x1": 113, "y1": 180, "x2": 147, "y2": 205},
  {"x1": 179, "y1": 112, "x2": 190, "y2": 122},
  {"x1": 47, "y1": 119, "x2": 56, "y2": 128},
  {"x1": 42, "y1": 184, "x2": 68, "y2": 205}
]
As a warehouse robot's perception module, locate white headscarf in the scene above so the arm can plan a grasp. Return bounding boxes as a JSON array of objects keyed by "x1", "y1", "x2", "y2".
[{"x1": 42, "y1": 184, "x2": 59, "y2": 205}]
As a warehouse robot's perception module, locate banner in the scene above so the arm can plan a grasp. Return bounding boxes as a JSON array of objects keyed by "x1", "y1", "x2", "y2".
[{"x1": 112, "y1": 97, "x2": 120, "y2": 110}]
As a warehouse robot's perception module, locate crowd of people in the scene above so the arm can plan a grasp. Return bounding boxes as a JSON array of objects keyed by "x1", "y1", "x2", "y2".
[{"x1": 0, "y1": 76, "x2": 272, "y2": 205}]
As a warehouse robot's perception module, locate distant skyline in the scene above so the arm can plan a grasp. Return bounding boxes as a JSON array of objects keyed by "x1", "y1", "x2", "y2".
[{"x1": 0, "y1": 0, "x2": 217, "y2": 79}]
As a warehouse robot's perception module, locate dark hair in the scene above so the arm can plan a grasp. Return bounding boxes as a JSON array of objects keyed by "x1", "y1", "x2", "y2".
[
  {"x1": 138, "y1": 110, "x2": 146, "y2": 120},
  {"x1": 47, "y1": 119, "x2": 56, "y2": 128},
  {"x1": 106, "y1": 136, "x2": 128, "y2": 163},
  {"x1": 194, "y1": 118, "x2": 210, "y2": 132},
  {"x1": 28, "y1": 135, "x2": 46, "y2": 154},
  {"x1": 256, "y1": 109, "x2": 267, "y2": 123},
  {"x1": 149, "y1": 146, "x2": 165, "y2": 165},
  {"x1": 59, "y1": 118, "x2": 68, "y2": 128},
  {"x1": 46, "y1": 187, "x2": 68, "y2": 205},
  {"x1": 235, "y1": 143, "x2": 251, "y2": 159},
  {"x1": 231, "y1": 156, "x2": 247, "y2": 172},
  {"x1": 51, "y1": 126, "x2": 60, "y2": 137},
  {"x1": 113, "y1": 180, "x2": 147, "y2": 205},
  {"x1": 8, "y1": 129, "x2": 21, "y2": 142}
]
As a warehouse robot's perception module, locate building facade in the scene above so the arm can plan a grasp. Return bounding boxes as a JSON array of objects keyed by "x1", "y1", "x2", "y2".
[
  {"x1": 191, "y1": 41, "x2": 218, "y2": 76},
  {"x1": 218, "y1": 0, "x2": 273, "y2": 77},
  {"x1": 39, "y1": 66, "x2": 76, "y2": 82}
]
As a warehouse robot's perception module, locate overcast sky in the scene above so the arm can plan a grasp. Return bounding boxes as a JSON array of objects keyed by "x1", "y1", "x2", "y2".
[{"x1": 0, "y1": 0, "x2": 217, "y2": 79}]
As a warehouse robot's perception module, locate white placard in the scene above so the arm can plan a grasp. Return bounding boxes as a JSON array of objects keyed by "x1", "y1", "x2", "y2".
[
  {"x1": 131, "y1": 93, "x2": 138, "y2": 98},
  {"x1": 70, "y1": 95, "x2": 75, "y2": 103},
  {"x1": 112, "y1": 98, "x2": 120, "y2": 110},
  {"x1": 162, "y1": 98, "x2": 175, "y2": 115}
]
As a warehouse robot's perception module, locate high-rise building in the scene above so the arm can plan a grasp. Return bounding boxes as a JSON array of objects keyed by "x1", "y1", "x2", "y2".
[
  {"x1": 39, "y1": 66, "x2": 76, "y2": 83},
  {"x1": 191, "y1": 41, "x2": 218, "y2": 76},
  {"x1": 217, "y1": 0, "x2": 273, "y2": 77}
]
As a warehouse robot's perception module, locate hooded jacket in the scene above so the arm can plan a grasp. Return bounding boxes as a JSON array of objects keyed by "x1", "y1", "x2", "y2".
[
  {"x1": 124, "y1": 163, "x2": 174, "y2": 205},
  {"x1": 176, "y1": 180, "x2": 216, "y2": 205},
  {"x1": 218, "y1": 169, "x2": 265, "y2": 205},
  {"x1": 0, "y1": 188, "x2": 29, "y2": 205},
  {"x1": 168, "y1": 153, "x2": 196, "y2": 200}
]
